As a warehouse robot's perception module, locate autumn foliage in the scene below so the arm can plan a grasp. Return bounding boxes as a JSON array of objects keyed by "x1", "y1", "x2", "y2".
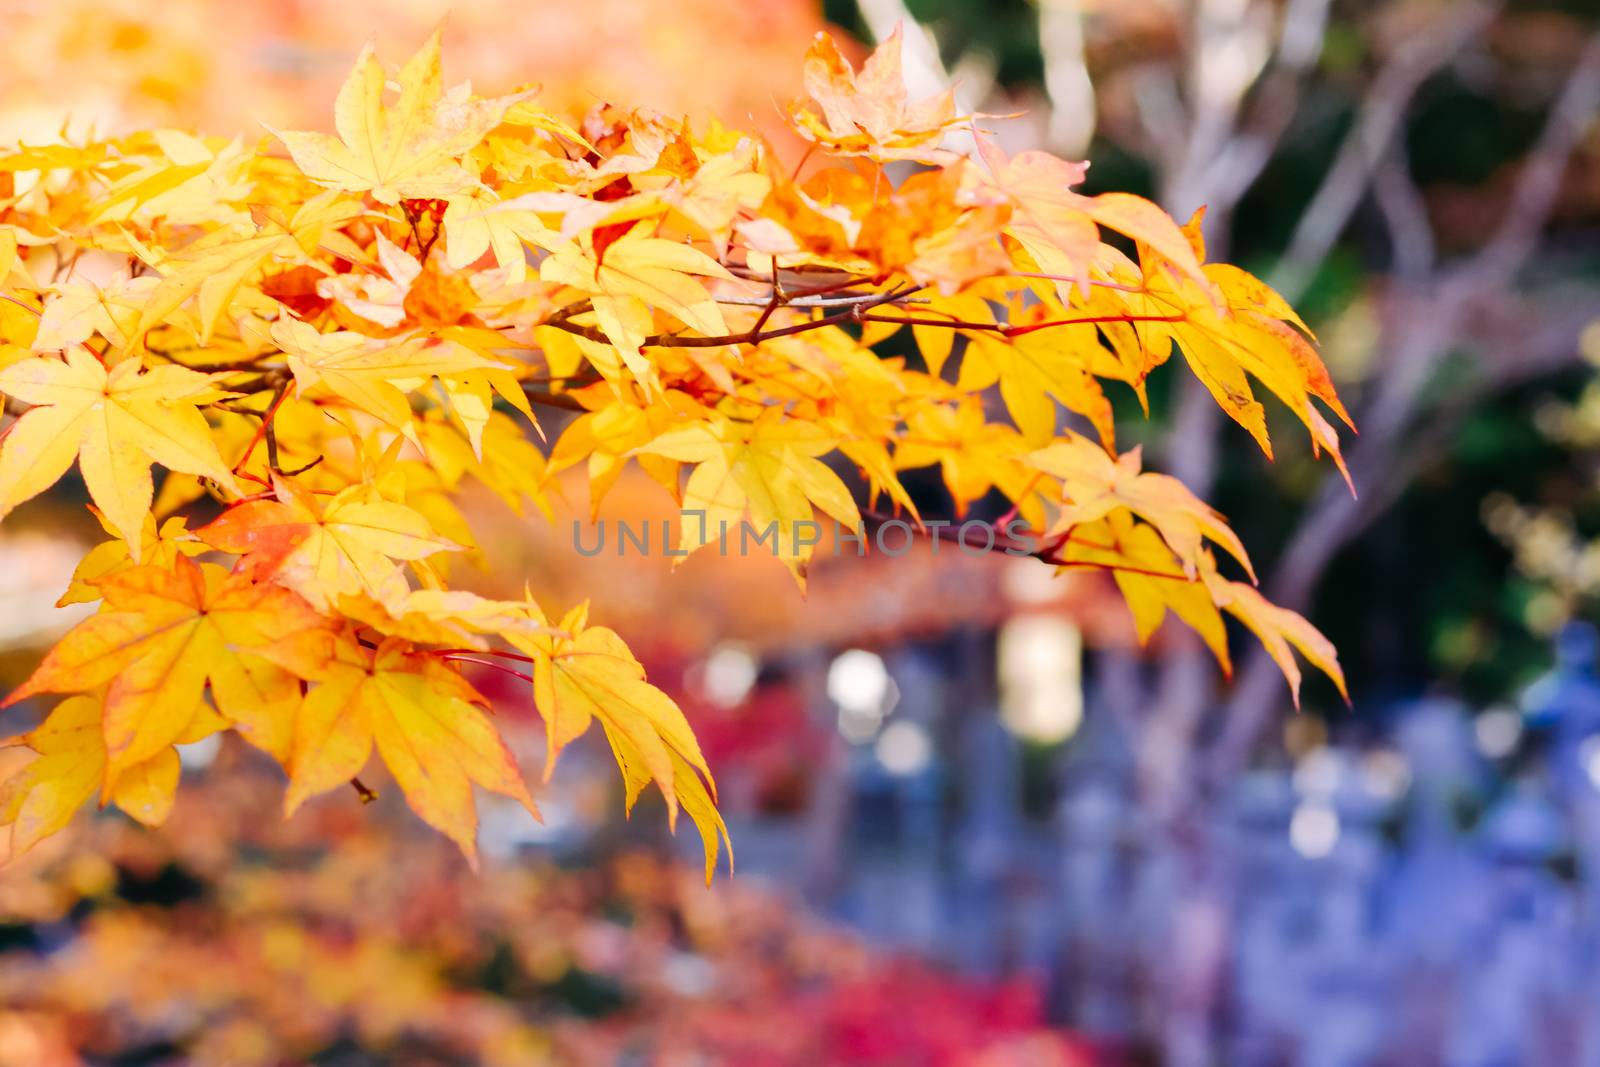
[
  {"x1": 0, "y1": 768, "x2": 1092, "y2": 1066},
  {"x1": 0, "y1": 29, "x2": 1349, "y2": 873}
]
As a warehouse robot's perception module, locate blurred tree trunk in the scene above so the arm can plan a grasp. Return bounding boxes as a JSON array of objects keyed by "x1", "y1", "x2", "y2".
[
  {"x1": 1211, "y1": 32, "x2": 1600, "y2": 778},
  {"x1": 848, "y1": 0, "x2": 1600, "y2": 802}
]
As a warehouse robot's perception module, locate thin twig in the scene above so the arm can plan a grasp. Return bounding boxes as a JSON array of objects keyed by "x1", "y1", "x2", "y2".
[
  {"x1": 432, "y1": 647, "x2": 538, "y2": 664},
  {"x1": 438, "y1": 654, "x2": 535, "y2": 684},
  {"x1": 0, "y1": 292, "x2": 41, "y2": 317},
  {"x1": 522, "y1": 386, "x2": 589, "y2": 412},
  {"x1": 541, "y1": 288, "x2": 1181, "y2": 350},
  {"x1": 233, "y1": 375, "x2": 291, "y2": 475},
  {"x1": 860, "y1": 509, "x2": 1195, "y2": 581}
]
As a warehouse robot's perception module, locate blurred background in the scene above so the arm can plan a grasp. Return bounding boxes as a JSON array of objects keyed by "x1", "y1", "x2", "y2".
[{"x1": 2, "y1": 0, "x2": 1600, "y2": 1063}]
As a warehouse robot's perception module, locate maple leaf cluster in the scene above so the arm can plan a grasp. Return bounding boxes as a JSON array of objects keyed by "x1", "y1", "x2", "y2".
[{"x1": 0, "y1": 28, "x2": 1349, "y2": 872}]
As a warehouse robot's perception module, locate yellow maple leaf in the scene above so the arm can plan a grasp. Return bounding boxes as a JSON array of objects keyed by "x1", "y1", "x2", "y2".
[
  {"x1": 961, "y1": 328, "x2": 1116, "y2": 450},
  {"x1": 507, "y1": 602, "x2": 729, "y2": 882},
  {"x1": 1199, "y1": 551, "x2": 1348, "y2": 706},
  {"x1": 973, "y1": 136, "x2": 1210, "y2": 298},
  {"x1": 1042, "y1": 510, "x2": 1344, "y2": 704},
  {"x1": 1087, "y1": 214, "x2": 1351, "y2": 471},
  {"x1": 0, "y1": 350, "x2": 239, "y2": 554},
  {"x1": 272, "y1": 32, "x2": 532, "y2": 205},
  {"x1": 90, "y1": 129, "x2": 251, "y2": 226},
  {"x1": 1076, "y1": 513, "x2": 1234, "y2": 671},
  {"x1": 540, "y1": 234, "x2": 733, "y2": 388},
  {"x1": 58, "y1": 510, "x2": 205, "y2": 607},
  {"x1": 547, "y1": 392, "x2": 710, "y2": 515},
  {"x1": 0, "y1": 693, "x2": 184, "y2": 859},
  {"x1": 33, "y1": 273, "x2": 161, "y2": 353},
  {"x1": 416, "y1": 408, "x2": 552, "y2": 517},
  {"x1": 443, "y1": 190, "x2": 561, "y2": 284},
  {"x1": 271, "y1": 317, "x2": 507, "y2": 439},
  {"x1": 339, "y1": 587, "x2": 554, "y2": 650},
  {"x1": 640, "y1": 409, "x2": 862, "y2": 581},
  {"x1": 1027, "y1": 436, "x2": 1254, "y2": 580},
  {"x1": 133, "y1": 192, "x2": 360, "y2": 345},
  {"x1": 285, "y1": 632, "x2": 538, "y2": 867},
  {"x1": 895, "y1": 400, "x2": 1045, "y2": 528}
]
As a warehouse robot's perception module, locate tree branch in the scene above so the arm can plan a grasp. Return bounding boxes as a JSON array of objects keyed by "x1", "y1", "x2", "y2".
[
  {"x1": 1208, "y1": 31, "x2": 1600, "y2": 778},
  {"x1": 1270, "y1": 2, "x2": 1500, "y2": 299}
]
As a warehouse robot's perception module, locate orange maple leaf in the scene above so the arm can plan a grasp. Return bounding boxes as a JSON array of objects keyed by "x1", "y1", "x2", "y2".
[
  {"x1": 4, "y1": 556, "x2": 329, "y2": 787},
  {"x1": 196, "y1": 474, "x2": 461, "y2": 612}
]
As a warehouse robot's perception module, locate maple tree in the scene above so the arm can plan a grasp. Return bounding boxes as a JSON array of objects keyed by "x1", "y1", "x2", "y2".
[{"x1": 0, "y1": 28, "x2": 1352, "y2": 875}]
